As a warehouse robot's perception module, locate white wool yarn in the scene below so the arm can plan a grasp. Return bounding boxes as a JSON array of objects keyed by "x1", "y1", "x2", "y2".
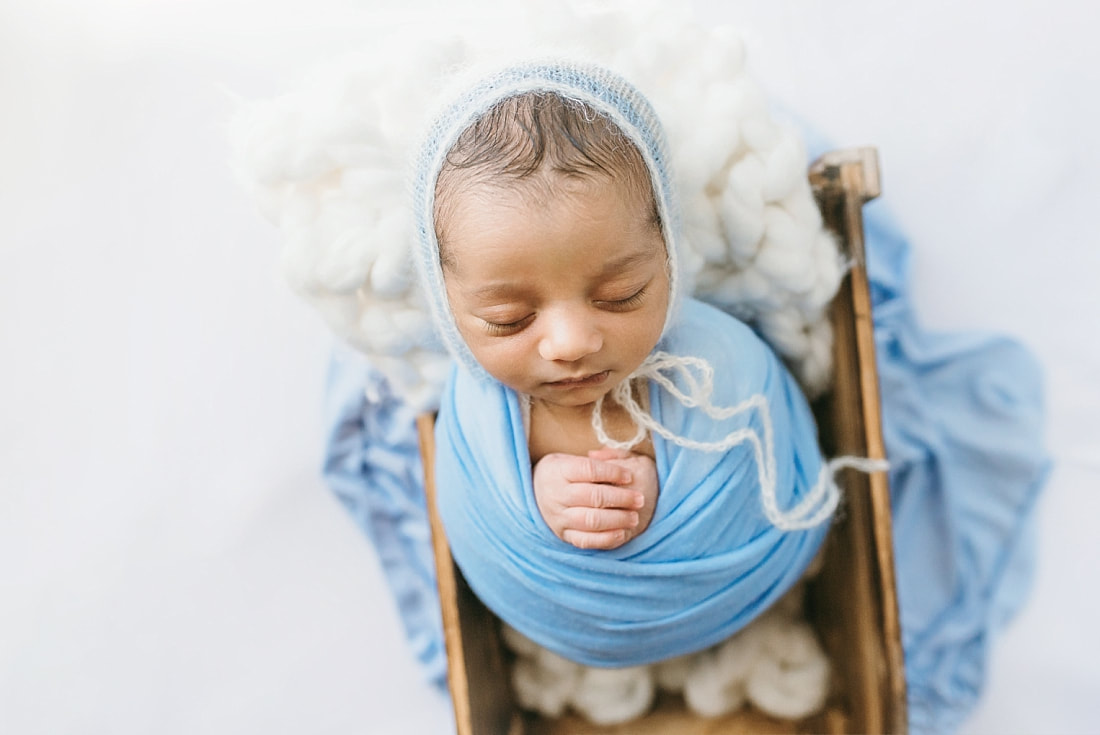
[
  {"x1": 502, "y1": 582, "x2": 831, "y2": 724},
  {"x1": 591, "y1": 352, "x2": 889, "y2": 531},
  {"x1": 571, "y1": 665, "x2": 656, "y2": 726},
  {"x1": 681, "y1": 624, "x2": 761, "y2": 717},
  {"x1": 230, "y1": 0, "x2": 845, "y2": 409},
  {"x1": 503, "y1": 623, "x2": 654, "y2": 725},
  {"x1": 680, "y1": 607, "x2": 831, "y2": 720},
  {"x1": 681, "y1": 585, "x2": 830, "y2": 721},
  {"x1": 653, "y1": 651, "x2": 701, "y2": 693},
  {"x1": 744, "y1": 616, "x2": 831, "y2": 719},
  {"x1": 503, "y1": 623, "x2": 583, "y2": 717},
  {"x1": 504, "y1": 574, "x2": 831, "y2": 724}
]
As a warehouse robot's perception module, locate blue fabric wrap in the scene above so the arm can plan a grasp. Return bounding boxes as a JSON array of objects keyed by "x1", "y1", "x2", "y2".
[
  {"x1": 321, "y1": 205, "x2": 1051, "y2": 731},
  {"x1": 433, "y1": 299, "x2": 827, "y2": 667},
  {"x1": 320, "y1": 350, "x2": 446, "y2": 683},
  {"x1": 862, "y1": 202, "x2": 1051, "y2": 734}
]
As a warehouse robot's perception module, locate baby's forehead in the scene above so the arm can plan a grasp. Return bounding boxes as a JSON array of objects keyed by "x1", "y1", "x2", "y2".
[
  {"x1": 452, "y1": 167, "x2": 647, "y2": 207},
  {"x1": 443, "y1": 172, "x2": 661, "y2": 247}
]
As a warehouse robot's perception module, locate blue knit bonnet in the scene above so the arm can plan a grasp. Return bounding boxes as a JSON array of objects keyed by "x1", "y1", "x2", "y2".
[{"x1": 412, "y1": 60, "x2": 684, "y2": 384}]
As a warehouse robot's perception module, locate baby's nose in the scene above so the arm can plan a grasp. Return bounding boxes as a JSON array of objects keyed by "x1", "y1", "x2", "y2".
[{"x1": 538, "y1": 308, "x2": 603, "y2": 362}]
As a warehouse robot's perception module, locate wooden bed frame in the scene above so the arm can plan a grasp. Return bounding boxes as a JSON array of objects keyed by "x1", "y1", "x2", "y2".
[{"x1": 417, "y1": 148, "x2": 907, "y2": 734}]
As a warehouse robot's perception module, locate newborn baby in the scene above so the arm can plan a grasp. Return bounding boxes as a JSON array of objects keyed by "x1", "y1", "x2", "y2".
[{"x1": 415, "y1": 60, "x2": 867, "y2": 722}]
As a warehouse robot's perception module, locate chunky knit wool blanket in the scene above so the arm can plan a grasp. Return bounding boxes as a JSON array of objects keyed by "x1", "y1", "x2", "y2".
[{"x1": 231, "y1": 2, "x2": 844, "y2": 409}]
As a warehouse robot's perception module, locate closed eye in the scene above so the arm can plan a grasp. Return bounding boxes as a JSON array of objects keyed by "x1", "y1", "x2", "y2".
[
  {"x1": 596, "y1": 284, "x2": 648, "y2": 312},
  {"x1": 481, "y1": 313, "x2": 534, "y2": 336}
]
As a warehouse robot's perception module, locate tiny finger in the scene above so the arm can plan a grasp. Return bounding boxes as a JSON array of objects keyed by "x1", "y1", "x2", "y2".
[
  {"x1": 561, "y1": 529, "x2": 629, "y2": 550},
  {"x1": 572, "y1": 483, "x2": 644, "y2": 510},
  {"x1": 565, "y1": 507, "x2": 640, "y2": 532},
  {"x1": 577, "y1": 456, "x2": 632, "y2": 485}
]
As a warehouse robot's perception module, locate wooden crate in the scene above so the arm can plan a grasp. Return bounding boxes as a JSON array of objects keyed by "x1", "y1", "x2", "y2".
[{"x1": 417, "y1": 148, "x2": 907, "y2": 735}]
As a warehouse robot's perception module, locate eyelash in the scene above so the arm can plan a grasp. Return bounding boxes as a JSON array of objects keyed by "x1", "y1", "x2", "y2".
[
  {"x1": 598, "y1": 285, "x2": 648, "y2": 312},
  {"x1": 482, "y1": 315, "x2": 534, "y2": 336},
  {"x1": 479, "y1": 286, "x2": 648, "y2": 336}
]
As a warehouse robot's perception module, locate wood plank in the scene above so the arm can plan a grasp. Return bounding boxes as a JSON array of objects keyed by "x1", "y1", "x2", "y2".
[
  {"x1": 808, "y1": 148, "x2": 907, "y2": 734},
  {"x1": 417, "y1": 415, "x2": 473, "y2": 735},
  {"x1": 418, "y1": 414, "x2": 519, "y2": 735}
]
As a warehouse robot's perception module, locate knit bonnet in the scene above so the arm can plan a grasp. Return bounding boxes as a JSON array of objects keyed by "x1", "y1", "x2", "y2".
[{"x1": 411, "y1": 60, "x2": 684, "y2": 384}]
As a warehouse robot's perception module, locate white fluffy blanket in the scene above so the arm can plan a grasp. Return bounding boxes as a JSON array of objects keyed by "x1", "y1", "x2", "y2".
[{"x1": 230, "y1": 0, "x2": 844, "y2": 410}]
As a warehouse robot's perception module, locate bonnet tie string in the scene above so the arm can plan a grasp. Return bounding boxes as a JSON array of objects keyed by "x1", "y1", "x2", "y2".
[{"x1": 590, "y1": 351, "x2": 888, "y2": 531}]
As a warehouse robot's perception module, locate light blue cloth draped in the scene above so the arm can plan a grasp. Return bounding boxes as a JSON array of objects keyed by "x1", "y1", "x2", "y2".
[
  {"x1": 863, "y1": 202, "x2": 1050, "y2": 734},
  {"x1": 433, "y1": 299, "x2": 828, "y2": 667},
  {"x1": 321, "y1": 347, "x2": 446, "y2": 683},
  {"x1": 321, "y1": 204, "x2": 1050, "y2": 732}
]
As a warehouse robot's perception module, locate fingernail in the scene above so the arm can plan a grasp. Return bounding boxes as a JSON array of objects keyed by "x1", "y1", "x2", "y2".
[
  {"x1": 633, "y1": 494, "x2": 644, "y2": 509},
  {"x1": 629, "y1": 512, "x2": 639, "y2": 527}
]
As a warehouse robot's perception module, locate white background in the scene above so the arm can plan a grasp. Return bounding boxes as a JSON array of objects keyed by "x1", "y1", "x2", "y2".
[{"x1": 2, "y1": 1, "x2": 1097, "y2": 733}]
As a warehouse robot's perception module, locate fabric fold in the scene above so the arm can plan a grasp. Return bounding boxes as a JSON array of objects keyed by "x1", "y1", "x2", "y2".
[{"x1": 433, "y1": 299, "x2": 829, "y2": 667}]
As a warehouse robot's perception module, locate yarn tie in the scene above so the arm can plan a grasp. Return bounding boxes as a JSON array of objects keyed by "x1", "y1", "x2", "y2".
[{"x1": 591, "y1": 352, "x2": 888, "y2": 531}]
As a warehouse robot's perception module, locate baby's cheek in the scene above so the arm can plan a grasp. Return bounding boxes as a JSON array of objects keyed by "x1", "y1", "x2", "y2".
[{"x1": 476, "y1": 341, "x2": 530, "y2": 386}]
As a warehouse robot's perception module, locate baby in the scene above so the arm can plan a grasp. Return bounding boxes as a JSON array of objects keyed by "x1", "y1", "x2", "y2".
[
  {"x1": 434, "y1": 89, "x2": 666, "y2": 551},
  {"x1": 415, "y1": 61, "x2": 848, "y2": 722}
]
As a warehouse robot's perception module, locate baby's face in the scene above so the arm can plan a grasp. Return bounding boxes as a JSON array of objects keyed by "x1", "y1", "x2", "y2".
[{"x1": 441, "y1": 177, "x2": 669, "y2": 409}]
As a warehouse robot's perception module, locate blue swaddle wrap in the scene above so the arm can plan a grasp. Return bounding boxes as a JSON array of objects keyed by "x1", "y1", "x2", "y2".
[
  {"x1": 321, "y1": 199, "x2": 1050, "y2": 733},
  {"x1": 434, "y1": 298, "x2": 828, "y2": 666}
]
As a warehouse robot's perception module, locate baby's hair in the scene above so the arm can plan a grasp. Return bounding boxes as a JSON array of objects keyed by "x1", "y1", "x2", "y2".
[{"x1": 434, "y1": 91, "x2": 661, "y2": 265}]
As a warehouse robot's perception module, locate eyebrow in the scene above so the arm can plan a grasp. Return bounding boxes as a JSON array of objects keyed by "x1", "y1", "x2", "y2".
[
  {"x1": 467, "y1": 246, "x2": 660, "y2": 301},
  {"x1": 470, "y1": 282, "x2": 527, "y2": 301},
  {"x1": 596, "y1": 247, "x2": 660, "y2": 278}
]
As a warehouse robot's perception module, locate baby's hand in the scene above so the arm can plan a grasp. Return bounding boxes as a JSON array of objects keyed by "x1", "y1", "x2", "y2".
[
  {"x1": 533, "y1": 450, "x2": 658, "y2": 551},
  {"x1": 588, "y1": 448, "x2": 659, "y2": 540}
]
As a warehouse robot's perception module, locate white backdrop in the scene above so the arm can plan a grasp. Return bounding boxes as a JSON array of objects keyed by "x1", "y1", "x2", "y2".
[{"x1": 2, "y1": 1, "x2": 1097, "y2": 733}]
